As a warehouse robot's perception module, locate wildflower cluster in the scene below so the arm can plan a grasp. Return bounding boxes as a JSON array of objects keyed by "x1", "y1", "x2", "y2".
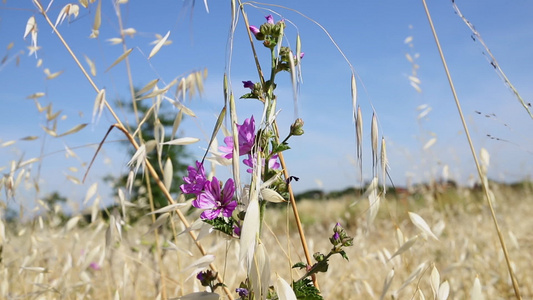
[
  {"x1": 196, "y1": 270, "x2": 225, "y2": 293},
  {"x1": 181, "y1": 13, "x2": 351, "y2": 300},
  {"x1": 219, "y1": 115, "x2": 281, "y2": 174},
  {"x1": 242, "y1": 14, "x2": 304, "y2": 101},
  {"x1": 249, "y1": 14, "x2": 284, "y2": 49},
  {"x1": 181, "y1": 161, "x2": 237, "y2": 224},
  {"x1": 291, "y1": 223, "x2": 354, "y2": 298}
]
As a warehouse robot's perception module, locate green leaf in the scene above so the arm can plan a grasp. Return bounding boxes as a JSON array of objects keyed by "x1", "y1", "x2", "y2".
[
  {"x1": 292, "y1": 278, "x2": 323, "y2": 300},
  {"x1": 292, "y1": 262, "x2": 307, "y2": 269},
  {"x1": 272, "y1": 141, "x2": 290, "y2": 153},
  {"x1": 340, "y1": 250, "x2": 349, "y2": 261},
  {"x1": 240, "y1": 93, "x2": 258, "y2": 99},
  {"x1": 203, "y1": 217, "x2": 235, "y2": 236}
]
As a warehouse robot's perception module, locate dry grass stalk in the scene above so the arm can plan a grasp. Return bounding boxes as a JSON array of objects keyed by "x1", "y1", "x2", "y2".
[
  {"x1": 452, "y1": 2, "x2": 533, "y2": 119},
  {"x1": 31, "y1": 2, "x2": 234, "y2": 297},
  {"x1": 421, "y1": 1, "x2": 522, "y2": 298}
]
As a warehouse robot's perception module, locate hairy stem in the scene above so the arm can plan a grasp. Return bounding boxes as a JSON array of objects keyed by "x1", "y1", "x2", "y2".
[{"x1": 238, "y1": 1, "x2": 317, "y2": 289}]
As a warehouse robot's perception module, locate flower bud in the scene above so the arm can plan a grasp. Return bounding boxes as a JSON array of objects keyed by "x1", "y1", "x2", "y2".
[
  {"x1": 249, "y1": 26, "x2": 260, "y2": 36},
  {"x1": 242, "y1": 80, "x2": 254, "y2": 89},
  {"x1": 265, "y1": 14, "x2": 274, "y2": 25},
  {"x1": 196, "y1": 270, "x2": 218, "y2": 287},
  {"x1": 313, "y1": 252, "x2": 325, "y2": 262},
  {"x1": 290, "y1": 118, "x2": 305, "y2": 136}
]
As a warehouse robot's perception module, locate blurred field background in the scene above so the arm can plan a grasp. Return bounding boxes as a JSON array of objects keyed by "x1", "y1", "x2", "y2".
[{"x1": 2, "y1": 181, "x2": 532, "y2": 299}]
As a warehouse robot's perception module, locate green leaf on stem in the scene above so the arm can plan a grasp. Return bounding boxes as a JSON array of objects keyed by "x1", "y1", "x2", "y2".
[
  {"x1": 292, "y1": 278, "x2": 323, "y2": 300},
  {"x1": 292, "y1": 262, "x2": 306, "y2": 269},
  {"x1": 272, "y1": 141, "x2": 290, "y2": 154},
  {"x1": 240, "y1": 93, "x2": 258, "y2": 99},
  {"x1": 203, "y1": 217, "x2": 235, "y2": 236}
]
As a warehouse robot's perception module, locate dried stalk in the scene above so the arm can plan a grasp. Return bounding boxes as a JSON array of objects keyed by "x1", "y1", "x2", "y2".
[{"x1": 421, "y1": 1, "x2": 521, "y2": 298}]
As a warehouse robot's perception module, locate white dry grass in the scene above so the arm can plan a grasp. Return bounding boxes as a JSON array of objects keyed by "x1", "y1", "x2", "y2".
[{"x1": 1, "y1": 183, "x2": 532, "y2": 299}]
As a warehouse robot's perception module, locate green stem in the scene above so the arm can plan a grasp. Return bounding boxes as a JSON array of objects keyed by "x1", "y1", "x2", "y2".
[
  {"x1": 281, "y1": 133, "x2": 292, "y2": 145},
  {"x1": 259, "y1": 198, "x2": 267, "y2": 235}
]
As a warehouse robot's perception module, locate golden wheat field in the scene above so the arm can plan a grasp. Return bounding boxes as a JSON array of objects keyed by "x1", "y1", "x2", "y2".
[
  {"x1": 2, "y1": 1, "x2": 533, "y2": 299},
  {"x1": 2, "y1": 182, "x2": 532, "y2": 299}
]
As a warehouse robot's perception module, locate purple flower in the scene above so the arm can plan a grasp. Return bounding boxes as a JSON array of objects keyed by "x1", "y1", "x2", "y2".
[
  {"x1": 249, "y1": 25, "x2": 260, "y2": 36},
  {"x1": 333, "y1": 232, "x2": 340, "y2": 242},
  {"x1": 89, "y1": 262, "x2": 101, "y2": 271},
  {"x1": 196, "y1": 272, "x2": 206, "y2": 282},
  {"x1": 193, "y1": 177, "x2": 237, "y2": 220},
  {"x1": 242, "y1": 80, "x2": 254, "y2": 89},
  {"x1": 236, "y1": 288, "x2": 249, "y2": 297},
  {"x1": 219, "y1": 116, "x2": 256, "y2": 159},
  {"x1": 265, "y1": 14, "x2": 274, "y2": 24},
  {"x1": 180, "y1": 161, "x2": 207, "y2": 195},
  {"x1": 243, "y1": 153, "x2": 280, "y2": 173},
  {"x1": 269, "y1": 154, "x2": 281, "y2": 170},
  {"x1": 233, "y1": 224, "x2": 241, "y2": 237}
]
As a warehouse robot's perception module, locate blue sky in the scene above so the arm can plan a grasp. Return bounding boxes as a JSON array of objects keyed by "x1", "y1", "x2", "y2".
[{"x1": 1, "y1": 1, "x2": 532, "y2": 210}]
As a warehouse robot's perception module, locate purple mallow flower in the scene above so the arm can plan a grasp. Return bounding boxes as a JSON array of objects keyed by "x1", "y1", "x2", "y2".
[
  {"x1": 249, "y1": 25, "x2": 260, "y2": 36},
  {"x1": 233, "y1": 224, "x2": 241, "y2": 237},
  {"x1": 333, "y1": 232, "x2": 340, "y2": 242},
  {"x1": 180, "y1": 161, "x2": 207, "y2": 195},
  {"x1": 269, "y1": 154, "x2": 281, "y2": 170},
  {"x1": 265, "y1": 14, "x2": 274, "y2": 24},
  {"x1": 243, "y1": 153, "x2": 280, "y2": 173},
  {"x1": 89, "y1": 262, "x2": 101, "y2": 271},
  {"x1": 236, "y1": 288, "x2": 249, "y2": 297},
  {"x1": 219, "y1": 116, "x2": 256, "y2": 159},
  {"x1": 196, "y1": 272, "x2": 206, "y2": 282},
  {"x1": 242, "y1": 80, "x2": 254, "y2": 89},
  {"x1": 193, "y1": 177, "x2": 237, "y2": 220}
]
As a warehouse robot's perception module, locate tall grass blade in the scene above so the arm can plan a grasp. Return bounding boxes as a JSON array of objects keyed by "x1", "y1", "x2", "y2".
[
  {"x1": 471, "y1": 276, "x2": 484, "y2": 300},
  {"x1": 90, "y1": 0, "x2": 102, "y2": 38},
  {"x1": 421, "y1": 3, "x2": 521, "y2": 297},
  {"x1": 275, "y1": 275, "x2": 297, "y2": 300},
  {"x1": 105, "y1": 48, "x2": 133, "y2": 73},
  {"x1": 452, "y1": 2, "x2": 533, "y2": 119},
  {"x1": 201, "y1": 106, "x2": 226, "y2": 163},
  {"x1": 437, "y1": 281, "x2": 450, "y2": 300},
  {"x1": 163, "y1": 158, "x2": 173, "y2": 191},
  {"x1": 161, "y1": 137, "x2": 200, "y2": 145},
  {"x1": 84, "y1": 55, "x2": 97, "y2": 76},
  {"x1": 136, "y1": 79, "x2": 160, "y2": 97},
  {"x1": 408, "y1": 212, "x2": 438, "y2": 241},
  {"x1": 388, "y1": 235, "x2": 418, "y2": 261},
  {"x1": 57, "y1": 123, "x2": 87, "y2": 137},
  {"x1": 379, "y1": 269, "x2": 394, "y2": 300},
  {"x1": 356, "y1": 106, "x2": 363, "y2": 176},
  {"x1": 83, "y1": 182, "x2": 98, "y2": 205},
  {"x1": 380, "y1": 137, "x2": 387, "y2": 195},
  {"x1": 430, "y1": 265, "x2": 440, "y2": 299},
  {"x1": 240, "y1": 195, "x2": 259, "y2": 269},
  {"x1": 351, "y1": 74, "x2": 357, "y2": 122},
  {"x1": 371, "y1": 112, "x2": 378, "y2": 172},
  {"x1": 149, "y1": 31, "x2": 170, "y2": 59}
]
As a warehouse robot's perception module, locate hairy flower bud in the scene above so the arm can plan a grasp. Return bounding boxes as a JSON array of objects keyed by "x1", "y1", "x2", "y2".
[
  {"x1": 313, "y1": 252, "x2": 325, "y2": 262},
  {"x1": 290, "y1": 118, "x2": 305, "y2": 136}
]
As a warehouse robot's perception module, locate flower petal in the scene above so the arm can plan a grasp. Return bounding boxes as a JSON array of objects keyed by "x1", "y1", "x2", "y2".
[
  {"x1": 201, "y1": 208, "x2": 220, "y2": 220},
  {"x1": 222, "y1": 201, "x2": 238, "y2": 217}
]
